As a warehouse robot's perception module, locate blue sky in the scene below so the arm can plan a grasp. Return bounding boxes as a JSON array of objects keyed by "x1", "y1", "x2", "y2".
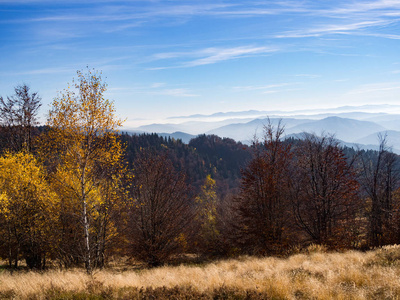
[{"x1": 1, "y1": 0, "x2": 400, "y2": 127}]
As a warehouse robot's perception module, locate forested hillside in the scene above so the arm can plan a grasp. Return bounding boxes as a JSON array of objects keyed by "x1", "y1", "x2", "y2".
[
  {"x1": 120, "y1": 132, "x2": 251, "y2": 194},
  {"x1": 1, "y1": 69, "x2": 400, "y2": 275}
]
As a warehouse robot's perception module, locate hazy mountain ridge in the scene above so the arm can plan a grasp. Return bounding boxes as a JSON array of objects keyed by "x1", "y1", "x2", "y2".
[
  {"x1": 285, "y1": 117, "x2": 386, "y2": 142},
  {"x1": 128, "y1": 107, "x2": 400, "y2": 153},
  {"x1": 355, "y1": 130, "x2": 400, "y2": 152},
  {"x1": 135, "y1": 118, "x2": 255, "y2": 135},
  {"x1": 166, "y1": 105, "x2": 400, "y2": 120},
  {"x1": 206, "y1": 117, "x2": 313, "y2": 143}
]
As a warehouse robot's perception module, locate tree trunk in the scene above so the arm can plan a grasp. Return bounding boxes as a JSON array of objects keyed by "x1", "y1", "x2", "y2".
[{"x1": 83, "y1": 199, "x2": 91, "y2": 274}]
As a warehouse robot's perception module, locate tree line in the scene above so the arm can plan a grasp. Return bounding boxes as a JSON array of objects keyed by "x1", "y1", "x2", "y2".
[{"x1": 0, "y1": 69, "x2": 399, "y2": 273}]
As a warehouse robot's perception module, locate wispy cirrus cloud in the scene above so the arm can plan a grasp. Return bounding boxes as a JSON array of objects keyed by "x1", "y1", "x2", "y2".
[
  {"x1": 327, "y1": 0, "x2": 400, "y2": 15},
  {"x1": 150, "y1": 82, "x2": 166, "y2": 88},
  {"x1": 149, "y1": 46, "x2": 278, "y2": 69},
  {"x1": 276, "y1": 19, "x2": 393, "y2": 38},
  {"x1": 347, "y1": 82, "x2": 400, "y2": 95},
  {"x1": 5, "y1": 3, "x2": 236, "y2": 23},
  {"x1": 276, "y1": 0, "x2": 400, "y2": 39},
  {"x1": 150, "y1": 88, "x2": 199, "y2": 97},
  {"x1": 3, "y1": 0, "x2": 400, "y2": 44},
  {"x1": 233, "y1": 82, "x2": 301, "y2": 95},
  {"x1": 0, "y1": 0, "x2": 155, "y2": 4},
  {"x1": 108, "y1": 83, "x2": 199, "y2": 98},
  {"x1": 233, "y1": 83, "x2": 292, "y2": 92},
  {"x1": 185, "y1": 46, "x2": 275, "y2": 67},
  {"x1": 363, "y1": 33, "x2": 400, "y2": 40},
  {"x1": 294, "y1": 74, "x2": 321, "y2": 78},
  {"x1": 0, "y1": 66, "x2": 75, "y2": 76}
]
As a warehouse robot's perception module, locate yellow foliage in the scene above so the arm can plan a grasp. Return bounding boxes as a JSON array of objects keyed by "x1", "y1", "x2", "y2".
[
  {"x1": 196, "y1": 174, "x2": 220, "y2": 246},
  {"x1": 39, "y1": 68, "x2": 126, "y2": 271},
  {"x1": 0, "y1": 151, "x2": 57, "y2": 222},
  {"x1": 0, "y1": 151, "x2": 58, "y2": 263},
  {"x1": 43, "y1": 68, "x2": 125, "y2": 210}
]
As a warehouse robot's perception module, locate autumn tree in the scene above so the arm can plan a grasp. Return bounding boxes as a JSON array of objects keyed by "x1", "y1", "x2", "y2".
[
  {"x1": 195, "y1": 174, "x2": 221, "y2": 255},
  {"x1": 128, "y1": 151, "x2": 193, "y2": 266},
  {"x1": 0, "y1": 84, "x2": 41, "y2": 152},
  {"x1": 0, "y1": 152, "x2": 57, "y2": 269},
  {"x1": 40, "y1": 68, "x2": 124, "y2": 273},
  {"x1": 291, "y1": 134, "x2": 360, "y2": 247},
  {"x1": 358, "y1": 134, "x2": 400, "y2": 246},
  {"x1": 234, "y1": 121, "x2": 294, "y2": 254}
]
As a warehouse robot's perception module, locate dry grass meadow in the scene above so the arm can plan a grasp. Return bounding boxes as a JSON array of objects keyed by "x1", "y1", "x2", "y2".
[{"x1": 2, "y1": 245, "x2": 400, "y2": 299}]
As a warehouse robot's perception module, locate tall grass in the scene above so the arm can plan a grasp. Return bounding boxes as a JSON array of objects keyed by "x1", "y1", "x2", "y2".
[{"x1": 2, "y1": 246, "x2": 400, "y2": 299}]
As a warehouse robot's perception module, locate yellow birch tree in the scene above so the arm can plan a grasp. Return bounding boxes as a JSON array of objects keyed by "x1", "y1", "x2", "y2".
[{"x1": 40, "y1": 68, "x2": 124, "y2": 273}]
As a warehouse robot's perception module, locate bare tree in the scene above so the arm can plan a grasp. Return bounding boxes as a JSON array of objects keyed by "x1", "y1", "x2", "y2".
[
  {"x1": 234, "y1": 120, "x2": 294, "y2": 254},
  {"x1": 291, "y1": 134, "x2": 361, "y2": 247},
  {"x1": 0, "y1": 84, "x2": 41, "y2": 152},
  {"x1": 128, "y1": 151, "x2": 194, "y2": 266},
  {"x1": 358, "y1": 134, "x2": 400, "y2": 246}
]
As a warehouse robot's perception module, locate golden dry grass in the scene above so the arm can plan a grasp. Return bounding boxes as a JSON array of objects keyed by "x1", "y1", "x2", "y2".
[{"x1": 2, "y1": 246, "x2": 400, "y2": 299}]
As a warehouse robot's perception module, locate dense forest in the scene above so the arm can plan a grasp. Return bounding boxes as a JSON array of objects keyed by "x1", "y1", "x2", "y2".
[{"x1": 1, "y1": 69, "x2": 400, "y2": 274}]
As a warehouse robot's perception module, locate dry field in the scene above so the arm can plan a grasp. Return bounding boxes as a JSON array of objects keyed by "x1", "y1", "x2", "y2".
[{"x1": 2, "y1": 245, "x2": 400, "y2": 299}]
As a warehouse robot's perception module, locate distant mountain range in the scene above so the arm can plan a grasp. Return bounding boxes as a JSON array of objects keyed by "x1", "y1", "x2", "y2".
[
  {"x1": 167, "y1": 105, "x2": 400, "y2": 120},
  {"x1": 207, "y1": 118, "x2": 311, "y2": 142},
  {"x1": 355, "y1": 130, "x2": 400, "y2": 152},
  {"x1": 285, "y1": 117, "x2": 386, "y2": 142},
  {"x1": 126, "y1": 106, "x2": 400, "y2": 153}
]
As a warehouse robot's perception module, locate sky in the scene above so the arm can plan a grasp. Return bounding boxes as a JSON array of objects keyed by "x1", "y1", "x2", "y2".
[{"x1": 1, "y1": 0, "x2": 400, "y2": 128}]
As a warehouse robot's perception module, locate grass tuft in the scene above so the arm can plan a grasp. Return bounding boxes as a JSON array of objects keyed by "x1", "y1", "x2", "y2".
[{"x1": 2, "y1": 247, "x2": 400, "y2": 299}]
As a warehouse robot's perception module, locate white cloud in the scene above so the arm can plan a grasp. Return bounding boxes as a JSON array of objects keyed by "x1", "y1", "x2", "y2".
[
  {"x1": 4, "y1": 66, "x2": 75, "y2": 76},
  {"x1": 186, "y1": 46, "x2": 274, "y2": 67},
  {"x1": 276, "y1": 20, "x2": 392, "y2": 38},
  {"x1": 294, "y1": 74, "x2": 321, "y2": 78},
  {"x1": 347, "y1": 82, "x2": 400, "y2": 95},
  {"x1": 5, "y1": 0, "x2": 400, "y2": 44},
  {"x1": 332, "y1": 0, "x2": 400, "y2": 14},
  {"x1": 151, "y1": 88, "x2": 199, "y2": 97},
  {"x1": 9, "y1": 3, "x2": 236, "y2": 24},
  {"x1": 364, "y1": 33, "x2": 400, "y2": 39},
  {"x1": 108, "y1": 83, "x2": 199, "y2": 97},
  {"x1": 233, "y1": 83, "x2": 292, "y2": 91},
  {"x1": 233, "y1": 82, "x2": 302, "y2": 95},
  {"x1": 150, "y1": 46, "x2": 278, "y2": 69},
  {"x1": 262, "y1": 90, "x2": 279, "y2": 94},
  {"x1": 150, "y1": 82, "x2": 166, "y2": 88}
]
